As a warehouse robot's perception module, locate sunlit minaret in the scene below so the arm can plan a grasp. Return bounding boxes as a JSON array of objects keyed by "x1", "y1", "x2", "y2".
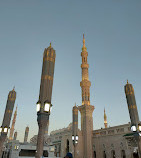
[
  {"x1": 0, "y1": 88, "x2": 16, "y2": 157},
  {"x1": 9, "y1": 106, "x2": 17, "y2": 140},
  {"x1": 78, "y1": 35, "x2": 94, "y2": 158},
  {"x1": 104, "y1": 108, "x2": 108, "y2": 128}
]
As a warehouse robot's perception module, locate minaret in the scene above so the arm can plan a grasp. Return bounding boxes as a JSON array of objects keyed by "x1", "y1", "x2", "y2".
[
  {"x1": 13, "y1": 131, "x2": 17, "y2": 140},
  {"x1": 104, "y1": 108, "x2": 108, "y2": 128},
  {"x1": 9, "y1": 106, "x2": 17, "y2": 140},
  {"x1": 35, "y1": 43, "x2": 56, "y2": 158},
  {"x1": 0, "y1": 88, "x2": 16, "y2": 157},
  {"x1": 24, "y1": 126, "x2": 29, "y2": 143},
  {"x1": 124, "y1": 80, "x2": 139, "y2": 127},
  {"x1": 78, "y1": 35, "x2": 94, "y2": 158}
]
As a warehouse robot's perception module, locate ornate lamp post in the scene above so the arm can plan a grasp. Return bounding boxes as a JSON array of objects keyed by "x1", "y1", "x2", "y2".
[
  {"x1": 72, "y1": 135, "x2": 78, "y2": 158},
  {"x1": 0, "y1": 88, "x2": 16, "y2": 158},
  {"x1": 124, "y1": 80, "x2": 141, "y2": 158},
  {"x1": 72, "y1": 104, "x2": 78, "y2": 158},
  {"x1": 35, "y1": 43, "x2": 56, "y2": 158}
]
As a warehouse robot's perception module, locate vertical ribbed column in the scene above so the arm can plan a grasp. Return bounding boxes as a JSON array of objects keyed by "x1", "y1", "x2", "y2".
[
  {"x1": 35, "y1": 43, "x2": 56, "y2": 158},
  {"x1": 72, "y1": 104, "x2": 78, "y2": 137},
  {"x1": 124, "y1": 80, "x2": 141, "y2": 158},
  {"x1": 0, "y1": 88, "x2": 16, "y2": 157},
  {"x1": 124, "y1": 80, "x2": 139, "y2": 126}
]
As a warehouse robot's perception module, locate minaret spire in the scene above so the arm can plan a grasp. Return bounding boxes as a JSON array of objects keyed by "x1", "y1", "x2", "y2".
[
  {"x1": 9, "y1": 106, "x2": 18, "y2": 140},
  {"x1": 104, "y1": 108, "x2": 108, "y2": 128},
  {"x1": 80, "y1": 34, "x2": 90, "y2": 105},
  {"x1": 83, "y1": 34, "x2": 85, "y2": 47}
]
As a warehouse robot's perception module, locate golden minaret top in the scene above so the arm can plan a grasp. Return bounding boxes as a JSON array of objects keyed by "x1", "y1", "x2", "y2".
[
  {"x1": 80, "y1": 34, "x2": 91, "y2": 105},
  {"x1": 82, "y1": 34, "x2": 87, "y2": 51}
]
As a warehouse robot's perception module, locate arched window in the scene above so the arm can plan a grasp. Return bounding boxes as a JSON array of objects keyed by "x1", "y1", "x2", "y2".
[
  {"x1": 94, "y1": 151, "x2": 96, "y2": 158},
  {"x1": 103, "y1": 151, "x2": 106, "y2": 158},
  {"x1": 121, "y1": 150, "x2": 126, "y2": 158},
  {"x1": 111, "y1": 150, "x2": 116, "y2": 158},
  {"x1": 84, "y1": 57, "x2": 85, "y2": 62}
]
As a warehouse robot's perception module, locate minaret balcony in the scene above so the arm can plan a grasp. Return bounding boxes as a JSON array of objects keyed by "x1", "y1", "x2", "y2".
[
  {"x1": 81, "y1": 51, "x2": 88, "y2": 56},
  {"x1": 81, "y1": 63, "x2": 89, "y2": 68},
  {"x1": 80, "y1": 80, "x2": 91, "y2": 87}
]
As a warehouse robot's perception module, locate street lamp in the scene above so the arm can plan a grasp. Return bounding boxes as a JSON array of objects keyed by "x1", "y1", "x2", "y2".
[
  {"x1": 0, "y1": 127, "x2": 2, "y2": 133},
  {"x1": 44, "y1": 101, "x2": 52, "y2": 113},
  {"x1": 131, "y1": 125, "x2": 137, "y2": 132},
  {"x1": 72, "y1": 135, "x2": 79, "y2": 158},
  {"x1": 138, "y1": 123, "x2": 141, "y2": 132},
  {"x1": 36, "y1": 101, "x2": 41, "y2": 112},
  {"x1": 3, "y1": 127, "x2": 8, "y2": 133}
]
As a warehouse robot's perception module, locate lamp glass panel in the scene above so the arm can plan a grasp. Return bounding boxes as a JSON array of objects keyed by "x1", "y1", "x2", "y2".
[
  {"x1": 44, "y1": 103, "x2": 50, "y2": 112},
  {"x1": 0, "y1": 128, "x2": 2, "y2": 132},
  {"x1": 72, "y1": 136, "x2": 74, "y2": 140},
  {"x1": 36, "y1": 104, "x2": 40, "y2": 112},
  {"x1": 139, "y1": 125, "x2": 141, "y2": 132},
  {"x1": 139, "y1": 133, "x2": 141, "y2": 137},
  {"x1": 76, "y1": 136, "x2": 78, "y2": 140},
  {"x1": 131, "y1": 126, "x2": 136, "y2": 132},
  {"x1": 75, "y1": 141, "x2": 78, "y2": 144},
  {"x1": 4, "y1": 128, "x2": 8, "y2": 133}
]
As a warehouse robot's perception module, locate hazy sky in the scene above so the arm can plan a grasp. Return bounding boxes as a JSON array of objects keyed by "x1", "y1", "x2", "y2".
[{"x1": 0, "y1": 0, "x2": 141, "y2": 142}]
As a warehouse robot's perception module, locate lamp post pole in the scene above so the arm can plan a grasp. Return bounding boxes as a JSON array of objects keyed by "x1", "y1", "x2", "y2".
[
  {"x1": 72, "y1": 135, "x2": 78, "y2": 158},
  {"x1": 35, "y1": 43, "x2": 56, "y2": 158},
  {"x1": 124, "y1": 80, "x2": 141, "y2": 157},
  {"x1": 0, "y1": 88, "x2": 16, "y2": 158},
  {"x1": 131, "y1": 124, "x2": 141, "y2": 158}
]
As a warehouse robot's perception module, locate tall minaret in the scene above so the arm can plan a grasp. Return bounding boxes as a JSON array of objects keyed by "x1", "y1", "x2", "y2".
[
  {"x1": 0, "y1": 88, "x2": 16, "y2": 157},
  {"x1": 78, "y1": 35, "x2": 94, "y2": 158},
  {"x1": 9, "y1": 106, "x2": 17, "y2": 140},
  {"x1": 104, "y1": 108, "x2": 108, "y2": 128}
]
